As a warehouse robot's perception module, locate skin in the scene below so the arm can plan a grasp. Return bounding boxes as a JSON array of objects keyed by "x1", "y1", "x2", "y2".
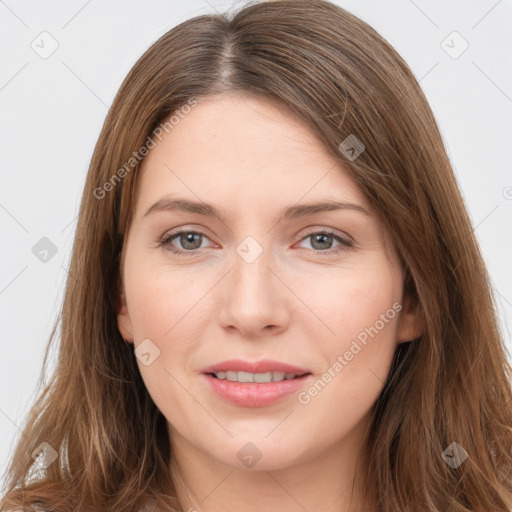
[{"x1": 117, "y1": 93, "x2": 423, "y2": 512}]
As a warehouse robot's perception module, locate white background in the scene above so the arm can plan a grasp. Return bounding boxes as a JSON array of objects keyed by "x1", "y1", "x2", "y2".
[{"x1": 1, "y1": 0, "x2": 511, "y2": 480}]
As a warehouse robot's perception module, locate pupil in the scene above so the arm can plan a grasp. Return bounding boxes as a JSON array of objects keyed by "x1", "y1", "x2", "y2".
[
  {"x1": 312, "y1": 233, "x2": 332, "y2": 250},
  {"x1": 181, "y1": 233, "x2": 201, "y2": 250}
]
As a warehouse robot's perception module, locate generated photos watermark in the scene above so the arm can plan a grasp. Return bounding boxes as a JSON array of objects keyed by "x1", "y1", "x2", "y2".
[
  {"x1": 297, "y1": 301, "x2": 403, "y2": 405},
  {"x1": 93, "y1": 98, "x2": 198, "y2": 200}
]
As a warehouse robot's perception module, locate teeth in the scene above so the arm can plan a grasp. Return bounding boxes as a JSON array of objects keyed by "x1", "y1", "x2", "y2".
[
  {"x1": 238, "y1": 371, "x2": 255, "y2": 383},
  {"x1": 272, "y1": 371, "x2": 285, "y2": 381},
  {"x1": 226, "y1": 371, "x2": 238, "y2": 381},
  {"x1": 213, "y1": 371, "x2": 300, "y2": 382}
]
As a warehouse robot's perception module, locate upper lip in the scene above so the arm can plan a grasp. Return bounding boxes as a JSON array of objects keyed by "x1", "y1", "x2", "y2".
[{"x1": 201, "y1": 359, "x2": 312, "y2": 375}]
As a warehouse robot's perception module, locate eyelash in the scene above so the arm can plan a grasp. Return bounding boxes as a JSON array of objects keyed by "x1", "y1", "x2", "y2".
[{"x1": 158, "y1": 228, "x2": 353, "y2": 256}]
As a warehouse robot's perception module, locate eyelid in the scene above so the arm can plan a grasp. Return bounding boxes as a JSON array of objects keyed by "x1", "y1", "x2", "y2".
[{"x1": 298, "y1": 226, "x2": 353, "y2": 245}]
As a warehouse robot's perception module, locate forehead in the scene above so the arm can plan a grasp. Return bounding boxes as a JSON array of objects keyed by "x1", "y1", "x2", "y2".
[{"x1": 133, "y1": 93, "x2": 368, "y2": 216}]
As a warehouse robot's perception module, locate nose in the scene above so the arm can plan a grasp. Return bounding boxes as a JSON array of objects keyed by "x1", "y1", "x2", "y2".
[{"x1": 216, "y1": 242, "x2": 290, "y2": 339}]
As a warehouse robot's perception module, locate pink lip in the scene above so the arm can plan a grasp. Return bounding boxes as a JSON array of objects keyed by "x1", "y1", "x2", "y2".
[
  {"x1": 200, "y1": 358, "x2": 313, "y2": 408},
  {"x1": 201, "y1": 373, "x2": 313, "y2": 407},
  {"x1": 200, "y1": 358, "x2": 311, "y2": 375}
]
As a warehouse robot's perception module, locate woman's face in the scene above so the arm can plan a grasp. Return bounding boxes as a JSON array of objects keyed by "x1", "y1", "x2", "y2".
[{"x1": 117, "y1": 93, "x2": 421, "y2": 473}]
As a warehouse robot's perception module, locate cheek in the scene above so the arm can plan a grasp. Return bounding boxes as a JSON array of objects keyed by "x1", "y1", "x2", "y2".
[
  {"x1": 123, "y1": 257, "x2": 205, "y2": 409},
  {"x1": 124, "y1": 254, "x2": 205, "y2": 340},
  {"x1": 123, "y1": 253, "x2": 216, "y2": 398},
  {"x1": 300, "y1": 260, "x2": 401, "y2": 351},
  {"x1": 295, "y1": 260, "x2": 402, "y2": 422}
]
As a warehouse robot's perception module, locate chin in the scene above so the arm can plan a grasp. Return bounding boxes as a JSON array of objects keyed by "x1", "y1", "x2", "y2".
[{"x1": 206, "y1": 437, "x2": 310, "y2": 472}]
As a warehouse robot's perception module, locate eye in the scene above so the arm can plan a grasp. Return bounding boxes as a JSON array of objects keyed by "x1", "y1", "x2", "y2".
[
  {"x1": 296, "y1": 229, "x2": 352, "y2": 254},
  {"x1": 159, "y1": 230, "x2": 212, "y2": 255},
  {"x1": 158, "y1": 228, "x2": 353, "y2": 256}
]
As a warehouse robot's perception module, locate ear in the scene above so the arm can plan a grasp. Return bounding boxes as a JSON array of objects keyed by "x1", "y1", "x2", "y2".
[
  {"x1": 396, "y1": 292, "x2": 424, "y2": 344},
  {"x1": 117, "y1": 287, "x2": 134, "y2": 344}
]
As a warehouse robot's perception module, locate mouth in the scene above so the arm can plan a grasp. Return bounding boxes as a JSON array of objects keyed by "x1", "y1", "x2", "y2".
[
  {"x1": 207, "y1": 370, "x2": 311, "y2": 383},
  {"x1": 201, "y1": 370, "x2": 313, "y2": 408}
]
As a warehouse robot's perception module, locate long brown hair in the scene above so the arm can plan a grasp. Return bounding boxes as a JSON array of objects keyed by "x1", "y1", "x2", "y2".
[{"x1": 2, "y1": 1, "x2": 511, "y2": 510}]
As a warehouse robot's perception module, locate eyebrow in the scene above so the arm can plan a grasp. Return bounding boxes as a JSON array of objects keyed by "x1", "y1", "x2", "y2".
[{"x1": 143, "y1": 196, "x2": 371, "y2": 220}]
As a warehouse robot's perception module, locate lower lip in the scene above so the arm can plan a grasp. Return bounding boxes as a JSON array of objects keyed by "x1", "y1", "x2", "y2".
[{"x1": 202, "y1": 373, "x2": 313, "y2": 407}]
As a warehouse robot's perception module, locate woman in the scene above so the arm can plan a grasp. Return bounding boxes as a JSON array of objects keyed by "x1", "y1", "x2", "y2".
[{"x1": 1, "y1": 1, "x2": 511, "y2": 511}]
